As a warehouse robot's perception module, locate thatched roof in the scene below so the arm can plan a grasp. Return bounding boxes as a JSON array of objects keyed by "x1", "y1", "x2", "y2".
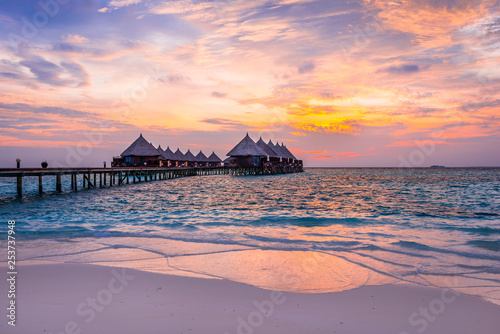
[
  {"x1": 227, "y1": 133, "x2": 267, "y2": 157},
  {"x1": 173, "y1": 148, "x2": 186, "y2": 161},
  {"x1": 162, "y1": 146, "x2": 176, "y2": 160},
  {"x1": 207, "y1": 151, "x2": 222, "y2": 163},
  {"x1": 121, "y1": 134, "x2": 162, "y2": 157},
  {"x1": 267, "y1": 140, "x2": 286, "y2": 159},
  {"x1": 157, "y1": 145, "x2": 168, "y2": 160},
  {"x1": 281, "y1": 144, "x2": 297, "y2": 160},
  {"x1": 184, "y1": 149, "x2": 197, "y2": 162},
  {"x1": 223, "y1": 157, "x2": 232, "y2": 163},
  {"x1": 195, "y1": 150, "x2": 209, "y2": 162},
  {"x1": 158, "y1": 145, "x2": 175, "y2": 161},
  {"x1": 278, "y1": 143, "x2": 293, "y2": 159},
  {"x1": 256, "y1": 137, "x2": 278, "y2": 158}
]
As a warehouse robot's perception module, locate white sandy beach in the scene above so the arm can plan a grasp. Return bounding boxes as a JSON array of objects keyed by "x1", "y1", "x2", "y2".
[{"x1": 1, "y1": 263, "x2": 499, "y2": 334}]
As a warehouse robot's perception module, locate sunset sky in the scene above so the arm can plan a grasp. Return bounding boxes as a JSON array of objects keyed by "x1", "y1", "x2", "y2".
[{"x1": 0, "y1": 0, "x2": 499, "y2": 167}]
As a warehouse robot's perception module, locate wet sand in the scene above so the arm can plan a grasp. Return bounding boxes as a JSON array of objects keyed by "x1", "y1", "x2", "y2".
[{"x1": 1, "y1": 263, "x2": 499, "y2": 334}]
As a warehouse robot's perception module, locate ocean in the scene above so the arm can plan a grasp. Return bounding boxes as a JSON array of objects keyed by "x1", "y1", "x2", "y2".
[{"x1": 1, "y1": 168, "x2": 499, "y2": 304}]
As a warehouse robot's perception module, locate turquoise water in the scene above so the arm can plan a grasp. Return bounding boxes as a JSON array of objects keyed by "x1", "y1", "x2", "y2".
[{"x1": 1, "y1": 168, "x2": 499, "y2": 300}]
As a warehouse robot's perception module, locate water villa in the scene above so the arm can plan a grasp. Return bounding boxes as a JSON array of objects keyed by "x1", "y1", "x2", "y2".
[
  {"x1": 207, "y1": 152, "x2": 222, "y2": 167},
  {"x1": 115, "y1": 134, "x2": 162, "y2": 167},
  {"x1": 195, "y1": 151, "x2": 209, "y2": 167},
  {"x1": 113, "y1": 133, "x2": 301, "y2": 172},
  {"x1": 226, "y1": 133, "x2": 302, "y2": 173}
]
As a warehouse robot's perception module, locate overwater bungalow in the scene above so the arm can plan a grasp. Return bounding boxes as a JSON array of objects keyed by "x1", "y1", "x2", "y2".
[
  {"x1": 158, "y1": 145, "x2": 176, "y2": 167},
  {"x1": 114, "y1": 134, "x2": 162, "y2": 167},
  {"x1": 281, "y1": 143, "x2": 297, "y2": 163},
  {"x1": 163, "y1": 146, "x2": 176, "y2": 167},
  {"x1": 173, "y1": 148, "x2": 187, "y2": 167},
  {"x1": 256, "y1": 137, "x2": 279, "y2": 164},
  {"x1": 223, "y1": 157, "x2": 232, "y2": 167},
  {"x1": 267, "y1": 140, "x2": 286, "y2": 163},
  {"x1": 226, "y1": 133, "x2": 267, "y2": 168},
  {"x1": 207, "y1": 152, "x2": 222, "y2": 167},
  {"x1": 195, "y1": 151, "x2": 209, "y2": 167},
  {"x1": 226, "y1": 134, "x2": 303, "y2": 171},
  {"x1": 184, "y1": 149, "x2": 197, "y2": 167}
]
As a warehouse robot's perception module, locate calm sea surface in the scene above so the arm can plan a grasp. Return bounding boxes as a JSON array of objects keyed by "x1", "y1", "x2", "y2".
[{"x1": 1, "y1": 168, "x2": 499, "y2": 302}]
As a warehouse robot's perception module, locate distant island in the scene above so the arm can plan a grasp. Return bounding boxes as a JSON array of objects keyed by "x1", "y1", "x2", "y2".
[{"x1": 430, "y1": 165, "x2": 446, "y2": 168}]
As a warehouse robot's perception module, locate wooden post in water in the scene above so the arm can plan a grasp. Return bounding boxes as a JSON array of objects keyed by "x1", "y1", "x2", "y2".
[
  {"x1": 16, "y1": 174, "x2": 22, "y2": 198},
  {"x1": 39, "y1": 175, "x2": 43, "y2": 195},
  {"x1": 74, "y1": 174, "x2": 78, "y2": 192},
  {"x1": 71, "y1": 173, "x2": 74, "y2": 190},
  {"x1": 56, "y1": 174, "x2": 62, "y2": 193},
  {"x1": 94, "y1": 173, "x2": 97, "y2": 189}
]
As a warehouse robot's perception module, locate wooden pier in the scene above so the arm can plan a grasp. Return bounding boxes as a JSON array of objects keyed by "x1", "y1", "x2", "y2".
[{"x1": 0, "y1": 166, "x2": 303, "y2": 199}]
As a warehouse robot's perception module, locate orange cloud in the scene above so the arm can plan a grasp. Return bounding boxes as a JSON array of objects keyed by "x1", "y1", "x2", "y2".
[
  {"x1": 386, "y1": 140, "x2": 458, "y2": 147},
  {"x1": 364, "y1": 0, "x2": 496, "y2": 47},
  {"x1": 293, "y1": 122, "x2": 360, "y2": 134}
]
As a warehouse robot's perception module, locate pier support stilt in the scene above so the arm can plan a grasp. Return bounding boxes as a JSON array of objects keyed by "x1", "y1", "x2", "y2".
[
  {"x1": 17, "y1": 174, "x2": 22, "y2": 198},
  {"x1": 56, "y1": 174, "x2": 62, "y2": 193},
  {"x1": 39, "y1": 175, "x2": 43, "y2": 195}
]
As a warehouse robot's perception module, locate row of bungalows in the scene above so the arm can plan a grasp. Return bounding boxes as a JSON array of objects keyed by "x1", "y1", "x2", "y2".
[
  {"x1": 226, "y1": 134, "x2": 303, "y2": 171},
  {"x1": 112, "y1": 134, "x2": 222, "y2": 167}
]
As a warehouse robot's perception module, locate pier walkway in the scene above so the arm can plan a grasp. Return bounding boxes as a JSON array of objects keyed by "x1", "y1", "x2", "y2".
[{"x1": 0, "y1": 166, "x2": 303, "y2": 199}]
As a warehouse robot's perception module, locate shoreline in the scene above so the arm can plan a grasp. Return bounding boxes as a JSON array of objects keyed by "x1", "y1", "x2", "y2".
[{"x1": 1, "y1": 263, "x2": 499, "y2": 334}]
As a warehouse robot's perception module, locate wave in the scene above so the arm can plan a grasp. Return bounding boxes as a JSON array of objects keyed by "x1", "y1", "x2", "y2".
[
  {"x1": 392, "y1": 240, "x2": 500, "y2": 261},
  {"x1": 467, "y1": 240, "x2": 500, "y2": 252},
  {"x1": 440, "y1": 226, "x2": 500, "y2": 236}
]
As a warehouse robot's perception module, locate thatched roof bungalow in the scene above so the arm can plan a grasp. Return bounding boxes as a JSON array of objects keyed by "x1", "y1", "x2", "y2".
[
  {"x1": 173, "y1": 148, "x2": 187, "y2": 167},
  {"x1": 267, "y1": 140, "x2": 287, "y2": 162},
  {"x1": 227, "y1": 133, "x2": 267, "y2": 167},
  {"x1": 164, "y1": 146, "x2": 176, "y2": 161},
  {"x1": 284, "y1": 144, "x2": 298, "y2": 161},
  {"x1": 195, "y1": 151, "x2": 209, "y2": 167},
  {"x1": 207, "y1": 152, "x2": 222, "y2": 167},
  {"x1": 184, "y1": 149, "x2": 197, "y2": 167},
  {"x1": 280, "y1": 143, "x2": 296, "y2": 162},
  {"x1": 256, "y1": 137, "x2": 279, "y2": 162},
  {"x1": 119, "y1": 134, "x2": 162, "y2": 166},
  {"x1": 157, "y1": 145, "x2": 176, "y2": 167}
]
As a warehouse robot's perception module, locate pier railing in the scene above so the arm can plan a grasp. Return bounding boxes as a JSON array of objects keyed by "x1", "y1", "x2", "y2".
[{"x1": 0, "y1": 165, "x2": 303, "y2": 199}]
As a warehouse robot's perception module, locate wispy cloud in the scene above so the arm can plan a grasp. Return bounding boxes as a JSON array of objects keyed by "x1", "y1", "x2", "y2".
[
  {"x1": 0, "y1": 102, "x2": 97, "y2": 118},
  {"x1": 379, "y1": 63, "x2": 428, "y2": 74},
  {"x1": 17, "y1": 55, "x2": 90, "y2": 87}
]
